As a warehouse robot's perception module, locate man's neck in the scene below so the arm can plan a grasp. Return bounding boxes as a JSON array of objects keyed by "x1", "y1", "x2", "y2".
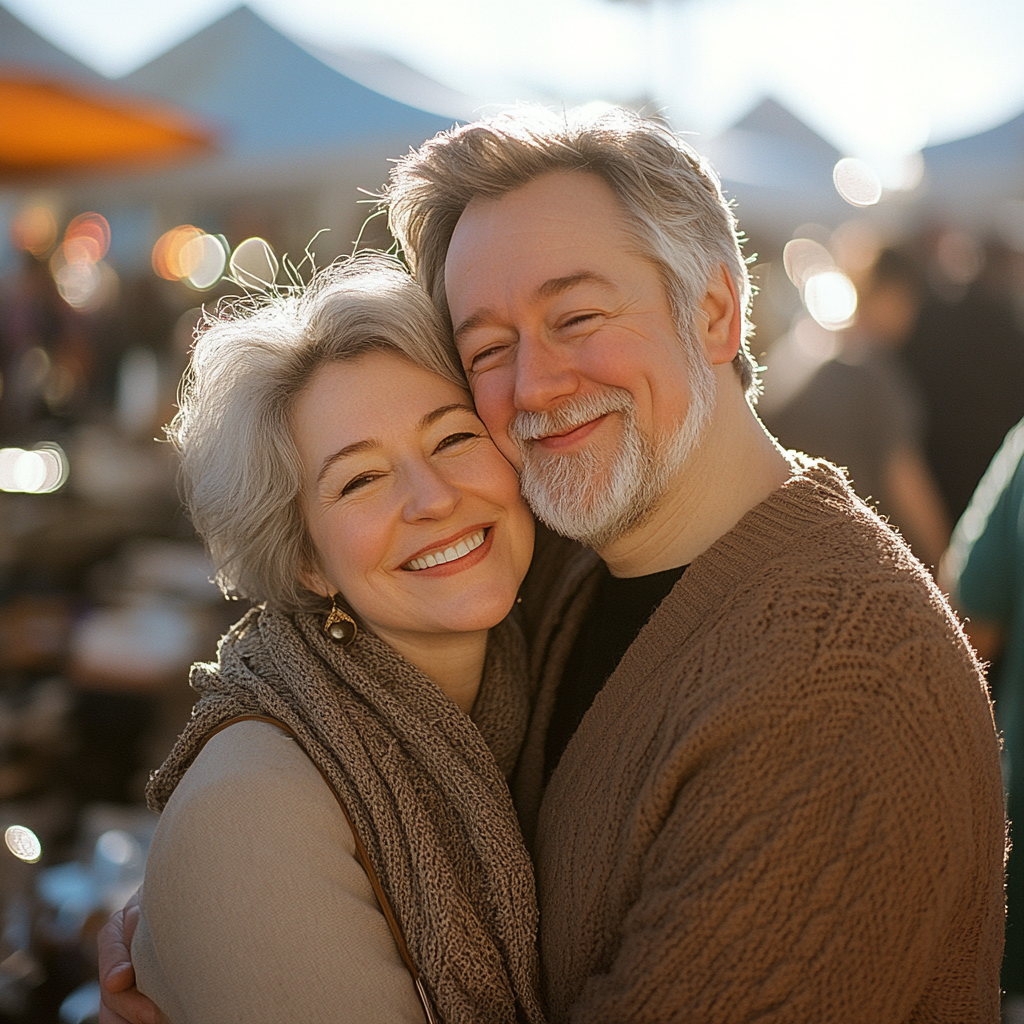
[{"x1": 599, "y1": 372, "x2": 792, "y2": 579}]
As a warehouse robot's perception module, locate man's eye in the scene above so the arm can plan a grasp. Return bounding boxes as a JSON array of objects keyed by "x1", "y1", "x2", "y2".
[
  {"x1": 468, "y1": 345, "x2": 506, "y2": 372},
  {"x1": 436, "y1": 432, "x2": 479, "y2": 452},
  {"x1": 561, "y1": 312, "x2": 600, "y2": 330},
  {"x1": 340, "y1": 473, "x2": 379, "y2": 496}
]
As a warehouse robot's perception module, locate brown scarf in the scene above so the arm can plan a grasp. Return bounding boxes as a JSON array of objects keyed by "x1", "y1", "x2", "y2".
[{"x1": 147, "y1": 606, "x2": 546, "y2": 1024}]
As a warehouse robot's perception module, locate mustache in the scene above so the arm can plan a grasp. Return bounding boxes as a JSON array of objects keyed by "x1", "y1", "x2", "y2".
[{"x1": 508, "y1": 389, "x2": 635, "y2": 447}]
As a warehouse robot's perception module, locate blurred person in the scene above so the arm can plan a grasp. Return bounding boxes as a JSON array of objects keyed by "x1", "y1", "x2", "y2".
[
  {"x1": 763, "y1": 248, "x2": 951, "y2": 567},
  {"x1": 102, "y1": 255, "x2": 545, "y2": 1024},
  {"x1": 943, "y1": 417, "x2": 1024, "y2": 1020},
  {"x1": 103, "y1": 107, "x2": 1005, "y2": 1024},
  {"x1": 903, "y1": 237, "x2": 1024, "y2": 522}
]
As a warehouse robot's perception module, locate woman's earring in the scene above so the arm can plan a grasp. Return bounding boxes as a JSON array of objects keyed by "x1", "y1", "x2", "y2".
[{"x1": 323, "y1": 596, "x2": 357, "y2": 645}]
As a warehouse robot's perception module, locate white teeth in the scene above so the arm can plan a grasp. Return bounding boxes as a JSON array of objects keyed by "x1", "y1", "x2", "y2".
[{"x1": 404, "y1": 529, "x2": 486, "y2": 571}]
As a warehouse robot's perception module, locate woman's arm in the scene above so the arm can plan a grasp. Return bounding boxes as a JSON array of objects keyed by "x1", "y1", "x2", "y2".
[{"x1": 132, "y1": 720, "x2": 425, "y2": 1024}]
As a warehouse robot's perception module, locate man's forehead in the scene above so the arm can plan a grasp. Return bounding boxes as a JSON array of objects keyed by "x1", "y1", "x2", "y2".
[{"x1": 444, "y1": 172, "x2": 633, "y2": 306}]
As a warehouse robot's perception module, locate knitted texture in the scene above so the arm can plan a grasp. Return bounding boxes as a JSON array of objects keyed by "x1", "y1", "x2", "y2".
[
  {"x1": 516, "y1": 460, "x2": 1006, "y2": 1024},
  {"x1": 148, "y1": 610, "x2": 545, "y2": 1024}
]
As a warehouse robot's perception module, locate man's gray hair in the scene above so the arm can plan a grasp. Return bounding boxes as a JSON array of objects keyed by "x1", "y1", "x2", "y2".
[
  {"x1": 385, "y1": 105, "x2": 758, "y2": 395},
  {"x1": 167, "y1": 255, "x2": 466, "y2": 614}
]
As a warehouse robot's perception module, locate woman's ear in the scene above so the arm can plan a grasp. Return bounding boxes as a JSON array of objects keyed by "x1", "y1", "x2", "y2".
[
  {"x1": 699, "y1": 264, "x2": 743, "y2": 366},
  {"x1": 297, "y1": 552, "x2": 331, "y2": 600}
]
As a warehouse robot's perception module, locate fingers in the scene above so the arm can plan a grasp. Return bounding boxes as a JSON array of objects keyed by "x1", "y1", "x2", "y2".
[
  {"x1": 98, "y1": 985, "x2": 160, "y2": 1024},
  {"x1": 97, "y1": 905, "x2": 135, "y2": 994}
]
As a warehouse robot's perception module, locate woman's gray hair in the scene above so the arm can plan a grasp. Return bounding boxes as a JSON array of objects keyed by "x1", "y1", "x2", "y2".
[
  {"x1": 385, "y1": 104, "x2": 758, "y2": 396},
  {"x1": 167, "y1": 254, "x2": 466, "y2": 614}
]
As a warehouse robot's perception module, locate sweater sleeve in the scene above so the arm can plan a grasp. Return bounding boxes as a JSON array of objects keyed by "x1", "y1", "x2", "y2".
[
  {"x1": 555, "y1": 640, "x2": 1001, "y2": 1023},
  {"x1": 132, "y1": 720, "x2": 426, "y2": 1024}
]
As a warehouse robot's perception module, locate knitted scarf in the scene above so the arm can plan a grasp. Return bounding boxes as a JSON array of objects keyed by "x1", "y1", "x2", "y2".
[{"x1": 147, "y1": 606, "x2": 546, "y2": 1024}]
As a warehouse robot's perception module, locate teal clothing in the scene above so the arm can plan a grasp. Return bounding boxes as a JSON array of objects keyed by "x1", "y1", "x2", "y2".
[{"x1": 950, "y1": 417, "x2": 1024, "y2": 995}]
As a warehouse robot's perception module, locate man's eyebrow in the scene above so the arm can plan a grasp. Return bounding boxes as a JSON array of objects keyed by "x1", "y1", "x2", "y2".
[
  {"x1": 453, "y1": 272, "x2": 615, "y2": 343},
  {"x1": 316, "y1": 404, "x2": 475, "y2": 485},
  {"x1": 452, "y1": 311, "x2": 494, "y2": 344},
  {"x1": 536, "y1": 271, "x2": 615, "y2": 298}
]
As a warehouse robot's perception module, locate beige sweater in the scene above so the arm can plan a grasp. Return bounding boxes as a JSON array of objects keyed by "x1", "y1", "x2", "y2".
[
  {"x1": 515, "y1": 460, "x2": 1006, "y2": 1023},
  {"x1": 133, "y1": 720, "x2": 426, "y2": 1024}
]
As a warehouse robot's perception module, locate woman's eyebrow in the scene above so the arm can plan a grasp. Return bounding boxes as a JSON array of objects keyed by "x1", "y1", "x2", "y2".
[
  {"x1": 317, "y1": 438, "x2": 379, "y2": 485},
  {"x1": 316, "y1": 405, "x2": 475, "y2": 485},
  {"x1": 418, "y1": 403, "x2": 476, "y2": 430}
]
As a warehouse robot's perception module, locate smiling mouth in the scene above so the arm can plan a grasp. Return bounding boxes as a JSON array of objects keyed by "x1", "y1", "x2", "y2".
[{"x1": 402, "y1": 528, "x2": 488, "y2": 571}]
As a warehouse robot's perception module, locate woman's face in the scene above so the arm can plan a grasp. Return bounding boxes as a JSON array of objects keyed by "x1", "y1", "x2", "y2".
[{"x1": 293, "y1": 350, "x2": 535, "y2": 649}]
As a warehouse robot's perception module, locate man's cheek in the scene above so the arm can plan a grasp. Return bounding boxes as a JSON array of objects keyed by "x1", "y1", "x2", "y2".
[{"x1": 469, "y1": 383, "x2": 517, "y2": 457}]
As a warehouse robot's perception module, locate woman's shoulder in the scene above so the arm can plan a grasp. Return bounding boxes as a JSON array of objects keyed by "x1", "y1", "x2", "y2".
[
  {"x1": 135, "y1": 720, "x2": 424, "y2": 1024},
  {"x1": 164, "y1": 719, "x2": 359, "y2": 851}
]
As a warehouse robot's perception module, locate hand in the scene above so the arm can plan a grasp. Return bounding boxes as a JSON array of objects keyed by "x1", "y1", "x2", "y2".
[{"x1": 97, "y1": 892, "x2": 167, "y2": 1024}]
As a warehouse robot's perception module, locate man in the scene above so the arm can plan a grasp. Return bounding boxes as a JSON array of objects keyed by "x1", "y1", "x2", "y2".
[{"x1": 101, "y1": 107, "x2": 1005, "y2": 1022}]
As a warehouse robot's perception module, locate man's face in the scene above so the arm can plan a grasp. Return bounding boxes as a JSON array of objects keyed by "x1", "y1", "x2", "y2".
[{"x1": 444, "y1": 169, "x2": 714, "y2": 549}]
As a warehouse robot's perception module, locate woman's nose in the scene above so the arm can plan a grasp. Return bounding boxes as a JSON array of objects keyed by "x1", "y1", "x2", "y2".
[{"x1": 400, "y1": 462, "x2": 462, "y2": 522}]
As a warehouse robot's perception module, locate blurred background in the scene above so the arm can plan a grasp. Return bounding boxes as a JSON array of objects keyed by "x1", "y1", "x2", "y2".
[{"x1": 1, "y1": 0, "x2": 1023, "y2": 1019}]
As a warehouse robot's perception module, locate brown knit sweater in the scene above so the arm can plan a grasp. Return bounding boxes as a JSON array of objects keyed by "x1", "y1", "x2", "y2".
[{"x1": 515, "y1": 459, "x2": 1006, "y2": 1024}]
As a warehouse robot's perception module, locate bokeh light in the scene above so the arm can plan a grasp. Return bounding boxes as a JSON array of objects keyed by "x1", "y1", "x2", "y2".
[
  {"x1": 63, "y1": 213, "x2": 111, "y2": 264},
  {"x1": 803, "y1": 270, "x2": 858, "y2": 330},
  {"x1": 96, "y1": 829, "x2": 137, "y2": 866},
  {"x1": 4, "y1": 825, "x2": 41, "y2": 864},
  {"x1": 10, "y1": 204, "x2": 58, "y2": 257},
  {"x1": 51, "y1": 253, "x2": 119, "y2": 312},
  {"x1": 0, "y1": 444, "x2": 69, "y2": 494},
  {"x1": 152, "y1": 225, "x2": 204, "y2": 280},
  {"x1": 783, "y1": 237, "x2": 835, "y2": 289},
  {"x1": 229, "y1": 237, "x2": 279, "y2": 290},
  {"x1": 833, "y1": 158, "x2": 883, "y2": 207},
  {"x1": 49, "y1": 212, "x2": 118, "y2": 312},
  {"x1": 180, "y1": 233, "x2": 228, "y2": 289},
  {"x1": 152, "y1": 226, "x2": 228, "y2": 289}
]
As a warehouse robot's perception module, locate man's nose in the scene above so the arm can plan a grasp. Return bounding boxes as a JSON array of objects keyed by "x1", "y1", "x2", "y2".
[
  {"x1": 512, "y1": 331, "x2": 578, "y2": 413},
  {"x1": 401, "y1": 461, "x2": 462, "y2": 523}
]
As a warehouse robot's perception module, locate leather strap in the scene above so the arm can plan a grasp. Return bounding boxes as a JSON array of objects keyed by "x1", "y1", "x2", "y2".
[{"x1": 199, "y1": 714, "x2": 438, "y2": 1023}]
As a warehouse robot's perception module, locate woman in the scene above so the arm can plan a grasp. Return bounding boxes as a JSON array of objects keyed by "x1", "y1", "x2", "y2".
[{"x1": 122, "y1": 256, "x2": 545, "y2": 1024}]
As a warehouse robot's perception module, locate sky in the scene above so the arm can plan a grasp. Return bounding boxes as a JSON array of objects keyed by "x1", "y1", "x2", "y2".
[{"x1": 7, "y1": 0, "x2": 1024, "y2": 175}]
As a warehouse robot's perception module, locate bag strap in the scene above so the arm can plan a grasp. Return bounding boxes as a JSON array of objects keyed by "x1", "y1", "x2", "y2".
[{"x1": 199, "y1": 714, "x2": 439, "y2": 1024}]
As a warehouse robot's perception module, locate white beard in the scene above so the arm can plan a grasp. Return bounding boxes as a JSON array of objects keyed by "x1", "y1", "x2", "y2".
[{"x1": 508, "y1": 351, "x2": 715, "y2": 550}]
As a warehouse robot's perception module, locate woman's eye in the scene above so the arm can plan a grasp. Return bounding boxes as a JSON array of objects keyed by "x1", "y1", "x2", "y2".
[
  {"x1": 436, "y1": 431, "x2": 479, "y2": 452},
  {"x1": 340, "y1": 473, "x2": 378, "y2": 496}
]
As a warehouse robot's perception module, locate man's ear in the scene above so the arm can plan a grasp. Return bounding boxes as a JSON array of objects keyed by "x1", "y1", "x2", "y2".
[{"x1": 699, "y1": 264, "x2": 743, "y2": 366}]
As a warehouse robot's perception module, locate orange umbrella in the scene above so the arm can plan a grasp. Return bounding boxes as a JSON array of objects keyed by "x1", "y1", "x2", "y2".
[{"x1": 0, "y1": 69, "x2": 214, "y2": 175}]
